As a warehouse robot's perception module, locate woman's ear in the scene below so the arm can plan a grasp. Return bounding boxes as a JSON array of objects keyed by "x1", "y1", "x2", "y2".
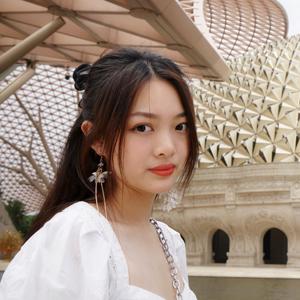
[
  {"x1": 81, "y1": 120, "x2": 103, "y2": 155},
  {"x1": 81, "y1": 120, "x2": 93, "y2": 136},
  {"x1": 91, "y1": 140, "x2": 104, "y2": 156}
]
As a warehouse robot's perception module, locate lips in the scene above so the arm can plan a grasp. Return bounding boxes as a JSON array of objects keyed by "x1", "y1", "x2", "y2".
[{"x1": 149, "y1": 164, "x2": 176, "y2": 177}]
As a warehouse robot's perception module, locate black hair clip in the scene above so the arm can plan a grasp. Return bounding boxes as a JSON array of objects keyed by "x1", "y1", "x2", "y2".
[{"x1": 73, "y1": 64, "x2": 91, "y2": 91}]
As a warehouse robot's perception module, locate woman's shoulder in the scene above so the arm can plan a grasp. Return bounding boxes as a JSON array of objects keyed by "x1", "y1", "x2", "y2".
[
  {"x1": 26, "y1": 201, "x2": 111, "y2": 248},
  {"x1": 155, "y1": 220, "x2": 184, "y2": 250},
  {"x1": 2, "y1": 201, "x2": 113, "y2": 280},
  {"x1": 55, "y1": 200, "x2": 99, "y2": 220},
  {"x1": 47, "y1": 201, "x2": 103, "y2": 228},
  {"x1": 155, "y1": 220, "x2": 181, "y2": 238},
  {"x1": 0, "y1": 202, "x2": 114, "y2": 299}
]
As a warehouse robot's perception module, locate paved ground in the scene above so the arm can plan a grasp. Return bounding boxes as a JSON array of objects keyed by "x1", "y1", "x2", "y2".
[
  {"x1": 188, "y1": 266, "x2": 300, "y2": 300},
  {"x1": 188, "y1": 265, "x2": 300, "y2": 279},
  {"x1": 189, "y1": 275, "x2": 300, "y2": 300}
]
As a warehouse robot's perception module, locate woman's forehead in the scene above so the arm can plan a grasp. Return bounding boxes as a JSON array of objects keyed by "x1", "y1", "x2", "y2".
[{"x1": 130, "y1": 78, "x2": 184, "y2": 114}]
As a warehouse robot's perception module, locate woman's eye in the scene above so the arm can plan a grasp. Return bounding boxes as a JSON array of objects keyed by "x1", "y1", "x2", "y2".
[
  {"x1": 134, "y1": 124, "x2": 152, "y2": 132},
  {"x1": 176, "y1": 123, "x2": 188, "y2": 131}
]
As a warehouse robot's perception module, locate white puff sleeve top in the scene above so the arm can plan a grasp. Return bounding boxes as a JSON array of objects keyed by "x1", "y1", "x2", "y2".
[{"x1": 0, "y1": 201, "x2": 197, "y2": 300}]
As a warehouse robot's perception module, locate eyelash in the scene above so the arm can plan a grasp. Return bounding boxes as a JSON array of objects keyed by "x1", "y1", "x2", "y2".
[
  {"x1": 175, "y1": 123, "x2": 188, "y2": 131},
  {"x1": 133, "y1": 124, "x2": 152, "y2": 133},
  {"x1": 132, "y1": 123, "x2": 188, "y2": 133}
]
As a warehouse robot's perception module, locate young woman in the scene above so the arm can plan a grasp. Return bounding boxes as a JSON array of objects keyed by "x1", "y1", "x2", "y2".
[{"x1": 0, "y1": 48, "x2": 198, "y2": 300}]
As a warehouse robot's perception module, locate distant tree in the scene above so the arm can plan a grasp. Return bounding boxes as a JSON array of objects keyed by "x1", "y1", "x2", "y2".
[{"x1": 4, "y1": 200, "x2": 36, "y2": 239}]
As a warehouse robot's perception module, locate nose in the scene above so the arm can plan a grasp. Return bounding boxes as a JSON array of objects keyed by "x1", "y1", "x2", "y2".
[{"x1": 153, "y1": 131, "x2": 176, "y2": 158}]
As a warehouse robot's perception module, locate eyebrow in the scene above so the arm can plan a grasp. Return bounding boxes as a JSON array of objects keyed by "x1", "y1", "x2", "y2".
[{"x1": 129, "y1": 112, "x2": 186, "y2": 119}]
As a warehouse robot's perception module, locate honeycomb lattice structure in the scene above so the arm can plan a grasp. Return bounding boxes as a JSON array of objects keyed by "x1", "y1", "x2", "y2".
[
  {"x1": 0, "y1": 64, "x2": 78, "y2": 212},
  {"x1": 193, "y1": 35, "x2": 300, "y2": 168}
]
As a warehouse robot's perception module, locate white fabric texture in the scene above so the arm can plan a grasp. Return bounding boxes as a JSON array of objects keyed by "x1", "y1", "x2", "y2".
[{"x1": 0, "y1": 201, "x2": 197, "y2": 300}]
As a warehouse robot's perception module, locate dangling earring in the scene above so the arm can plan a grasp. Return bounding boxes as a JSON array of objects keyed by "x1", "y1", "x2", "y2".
[
  {"x1": 88, "y1": 156, "x2": 109, "y2": 219},
  {"x1": 160, "y1": 185, "x2": 183, "y2": 212}
]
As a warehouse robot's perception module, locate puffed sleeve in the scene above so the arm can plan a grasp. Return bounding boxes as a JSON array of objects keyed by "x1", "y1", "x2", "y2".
[{"x1": 0, "y1": 208, "x2": 112, "y2": 300}]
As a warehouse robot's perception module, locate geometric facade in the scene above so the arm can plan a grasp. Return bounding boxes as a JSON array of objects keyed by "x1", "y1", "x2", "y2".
[
  {"x1": 202, "y1": 0, "x2": 287, "y2": 59},
  {"x1": 193, "y1": 35, "x2": 300, "y2": 168}
]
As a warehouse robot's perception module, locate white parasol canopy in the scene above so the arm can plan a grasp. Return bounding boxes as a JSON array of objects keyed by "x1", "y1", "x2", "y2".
[{"x1": 0, "y1": 0, "x2": 230, "y2": 80}]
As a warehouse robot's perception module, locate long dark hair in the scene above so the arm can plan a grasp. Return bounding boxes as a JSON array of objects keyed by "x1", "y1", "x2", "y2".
[{"x1": 26, "y1": 48, "x2": 199, "y2": 241}]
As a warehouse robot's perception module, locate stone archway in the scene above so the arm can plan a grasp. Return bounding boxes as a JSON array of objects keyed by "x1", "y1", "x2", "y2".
[
  {"x1": 263, "y1": 228, "x2": 288, "y2": 264},
  {"x1": 245, "y1": 211, "x2": 296, "y2": 266},
  {"x1": 212, "y1": 229, "x2": 230, "y2": 263}
]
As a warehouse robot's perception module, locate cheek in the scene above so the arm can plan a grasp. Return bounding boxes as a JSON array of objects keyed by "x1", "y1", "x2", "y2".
[
  {"x1": 178, "y1": 136, "x2": 189, "y2": 161},
  {"x1": 123, "y1": 136, "x2": 151, "y2": 158},
  {"x1": 117, "y1": 139, "x2": 142, "y2": 177}
]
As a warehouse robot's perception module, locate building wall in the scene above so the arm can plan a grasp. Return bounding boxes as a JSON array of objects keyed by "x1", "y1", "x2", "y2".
[{"x1": 153, "y1": 162, "x2": 300, "y2": 267}]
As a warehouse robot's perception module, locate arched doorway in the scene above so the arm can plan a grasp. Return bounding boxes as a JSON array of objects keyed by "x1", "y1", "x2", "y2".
[
  {"x1": 212, "y1": 229, "x2": 229, "y2": 263},
  {"x1": 263, "y1": 228, "x2": 288, "y2": 264}
]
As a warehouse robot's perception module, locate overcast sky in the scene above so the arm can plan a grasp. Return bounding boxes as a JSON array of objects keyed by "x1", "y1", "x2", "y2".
[{"x1": 277, "y1": 0, "x2": 300, "y2": 36}]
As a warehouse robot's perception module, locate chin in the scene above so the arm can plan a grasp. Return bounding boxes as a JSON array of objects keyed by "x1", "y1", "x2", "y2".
[
  {"x1": 130, "y1": 175, "x2": 178, "y2": 194},
  {"x1": 151, "y1": 183, "x2": 175, "y2": 194}
]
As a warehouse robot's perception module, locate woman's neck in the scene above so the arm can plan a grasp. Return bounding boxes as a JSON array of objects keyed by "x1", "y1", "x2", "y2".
[
  {"x1": 88, "y1": 185, "x2": 157, "y2": 226},
  {"x1": 108, "y1": 187, "x2": 155, "y2": 225}
]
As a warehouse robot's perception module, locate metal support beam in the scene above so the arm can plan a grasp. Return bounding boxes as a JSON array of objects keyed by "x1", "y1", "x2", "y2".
[
  {"x1": 0, "y1": 16, "x2": 79, "y2": 63},
  {"x1": 0, "y1": 17, "x2": 65, "y2": 75},
  {"x1": 0, "y1": 64, "x2": 18, "y2": 82},
  {"x1": 0, "y1": 64, "x2": 35, "y2": 105},
  {"x1": 48, "y1": 6, "x2": 114, "y2": 48}
]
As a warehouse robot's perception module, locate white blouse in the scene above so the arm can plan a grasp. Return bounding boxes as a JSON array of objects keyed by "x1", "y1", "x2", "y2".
[{"x1": 0, "y1": 201, "x2": 197, "y2": 300}]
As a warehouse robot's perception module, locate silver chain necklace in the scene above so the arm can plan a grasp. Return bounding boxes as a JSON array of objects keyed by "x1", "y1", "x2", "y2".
[{"x1": 149, "y1": 218, "x2": 182, "y2": 300}]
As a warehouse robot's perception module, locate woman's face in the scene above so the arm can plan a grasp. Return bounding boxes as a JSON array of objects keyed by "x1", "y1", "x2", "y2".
[{"x1": 113, "y1": 78, "x2": 189, "y2": 196}]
